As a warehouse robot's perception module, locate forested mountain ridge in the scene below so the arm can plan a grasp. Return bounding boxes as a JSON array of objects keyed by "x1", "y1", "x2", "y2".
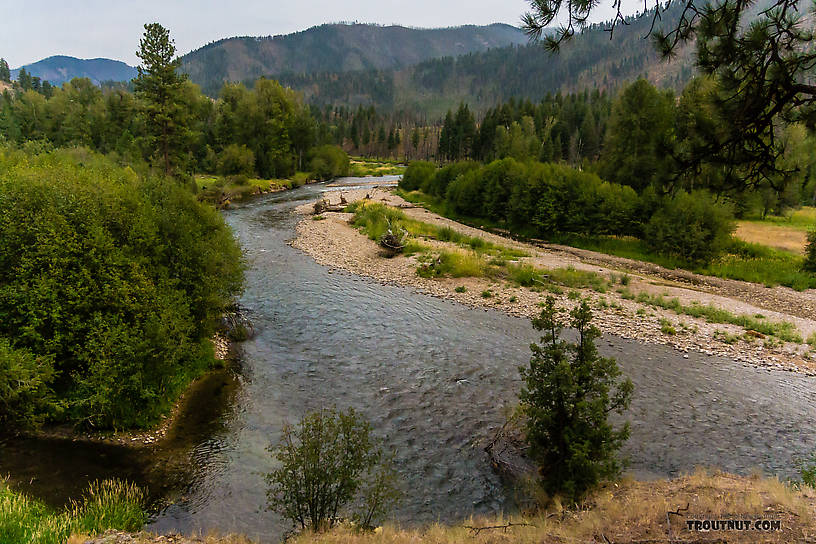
[
  {"x1": 276, "y1": 6, "x2": 698, "y2": 115},
  {"x1": 180, "y1": 23, "x2": 528, "y2": 96},
  {"x1": 10, "y1": 55, "x2": 137, "y2": 86}
]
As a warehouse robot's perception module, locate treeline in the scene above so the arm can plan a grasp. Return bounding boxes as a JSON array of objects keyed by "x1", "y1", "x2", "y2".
[
  {"x1": 311, "y1": 91, "x2": 612, "y2": 166},
  {"x1": 0, "y1": 74, "x2": 344, "y2": 181},
  {"x1": 401, "y1": 159, "x2": 734, "y2": 263},
  {"x1": 400, "y1": 76, "x2": 816, "y2": 264},
  {"x1": 0, "y1": 146, "x2": 244, "y2": 430}
]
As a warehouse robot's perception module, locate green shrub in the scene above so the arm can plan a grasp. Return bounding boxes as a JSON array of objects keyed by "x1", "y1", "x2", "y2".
[
  {"x1": 266, "y1": 407, "x2": 400, "y2": 532},
  {"x1": 805, "y1": 230, "x2": 816, "y2": 273},
  {"x1": 0, "y1": 339, "x2": 56, "y2": 432},
  {"x1": 425, "y1": 161, "x2": 480, "y2": 197},
  {"x1": 399, "y1": 161, "x2": 436, "y2": 191},
  {"x1": 643, "y1": 191, "x2": 735, "y2": 264},
  {"x1": 0, "y1": 147, "x2": 244, "y2": 428},
  {"x1": 217, "y1": 143, "x2": 255, "y2": 176},
  {"x1": 309, "y1": 145, "x2": 350, "y2": 181}
]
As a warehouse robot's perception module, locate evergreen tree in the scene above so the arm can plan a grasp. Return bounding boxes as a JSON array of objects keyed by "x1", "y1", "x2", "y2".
[
  {"x1": 134, "y1": 22, "x2": 190, "y2": 176},
  {"x1": 17, "y1": 68, "x2": 31, "y2": 91},
  {"x1": 520, "y1": 297, "x2": 633, "y2": 502},
  {"x1": 600, "y1": 79, "x2": 674, "y2": 192},
  {"x1": 0, "y1": 59, "x2": 10, "y2": 83}
]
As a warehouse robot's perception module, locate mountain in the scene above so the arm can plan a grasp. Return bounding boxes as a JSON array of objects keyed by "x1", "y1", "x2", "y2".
[
  {"x1": 181, "y1": 23, "x2": 528, "y2": 95},
  {"x1": 274, "y1": 6, "x2": 697, "y2": 116},
  {"x1": 11, "y1": 55, "x2": 137, "y2": 86}
]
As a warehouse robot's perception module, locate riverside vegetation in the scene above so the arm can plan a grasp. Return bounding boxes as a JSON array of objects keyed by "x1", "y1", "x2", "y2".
[
  {"x1": 0, "y1": 145, "x2": 244, "y2": 431},
  {"x1": 0, "y1": 479, "x2": 146, "y2": 544}
]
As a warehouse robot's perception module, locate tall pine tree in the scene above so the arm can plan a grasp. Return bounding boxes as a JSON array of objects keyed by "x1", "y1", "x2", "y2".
[{"x1": 134, "y1": 23, "x2": 190, "y2": 176}]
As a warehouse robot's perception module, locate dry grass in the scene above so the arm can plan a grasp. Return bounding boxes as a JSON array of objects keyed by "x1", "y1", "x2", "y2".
[
  {"x1": 293, "y1": 470, "x2": 816, "y2": 544},
  {"x1": 72, "y1": 530, "x2": 257, "y2": 543},
  {"x1": 735, "y1": 222, "x2": 809, "y2": 255}
]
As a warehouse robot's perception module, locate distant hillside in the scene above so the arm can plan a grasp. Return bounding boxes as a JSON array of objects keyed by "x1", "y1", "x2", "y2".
[
  {"x1": 181, "y1": 23, "x2": 528, "y2": 95},
  {"x1": 275, "y1": 6, "x2": 697, "y2": 116},
  {"x1": 11, "y1": 56, "x2": 137, "y2": 86}
]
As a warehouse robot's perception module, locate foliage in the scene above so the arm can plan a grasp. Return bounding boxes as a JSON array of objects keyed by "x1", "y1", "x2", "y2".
[
  {"x1": 0, "y1": 147, "x2": 244, "y2": 428},
  {"x1": 0, "y1": 339, "x2": 56, "y2": 432},
  {"x1": 0, "y1": 479, "x2": 146, "y2": 544},
  {"x1": 519, "y1": 298, "x2": 633, "y2": 502},
  {"x1": 523, "y1": 0, "x2": 816, "y2": 194},
  {"x1": 134, "y1": 23, "x2": 191, "y2": 176},
  {"x1": 400, "y1": 161, "x2": 436, "y2": 192},
  {"x1": 266, "y1": 407, "x2": 399, "y2": 532},
  {"x1": 643, "y1": 190, "x2": 735, "y2": 264},
  {"x1": 805, "y1": 231, "x2": 816, "y2": 274},
  {"x1": 309, "y1": 145, "x2": 350, "y2": 181},
  {"x1": 401, "y1": 159, "x2": 642, "y2": 238},
  {"x1": 217, "y1": 144, "x2": 255, "y2": 176},
  {"x1": 600, "y1": 79, "x2": 674, "y2": 192}
]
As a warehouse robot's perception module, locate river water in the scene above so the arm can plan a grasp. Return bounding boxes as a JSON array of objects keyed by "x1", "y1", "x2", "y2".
[{"x1": 2, "y1": 176, "x2": 815, "y2": 542}]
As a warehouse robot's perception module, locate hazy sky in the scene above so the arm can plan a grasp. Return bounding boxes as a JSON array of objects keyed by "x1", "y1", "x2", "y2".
[{"x1": 1, "y1": 0, "x2": 645, "y2": 68}]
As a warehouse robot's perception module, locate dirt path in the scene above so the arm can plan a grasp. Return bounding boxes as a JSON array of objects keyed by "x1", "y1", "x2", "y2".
[{"x1": 293, "y1": 189, "x2": 816, "y2": 375}]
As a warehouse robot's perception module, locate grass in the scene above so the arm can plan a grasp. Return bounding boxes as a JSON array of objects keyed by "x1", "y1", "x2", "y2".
[
  {"x1": 742, "y1": 206, "x2": 816, "y2": 230},
  {"x1": 348, "y1": 158, "x2": 406, "y2": 177},
  {"x1": 348, "y1": 201, "x2": 527, "y2": 262},
  {"x1": 0, "y1": 479, "x2": 146, "y2": 544},
  {"x1": 636, "y1": 292, "x2": 803, "y2": 343},
  {"x1": 659, "y1": 318, "x2": 677, "y2": 335},
  {"x1": 399, "y1": 190, "x2": 816, "y2": 291},
  {"x1": 291, "y1": 470, "x2": 813, "y2": 544},
  {"x1": 349, "y1": 202, "x2": 620, "y2": 296},
  {"x1": 505, "y1": 263, "x2": 611, "y2": 293},
  {"x1": 550, "y1": 233, "x2": 816, "y2": 291},
  {"x1": 195, "y1": 173, "x2": 307, "y2": 204}
]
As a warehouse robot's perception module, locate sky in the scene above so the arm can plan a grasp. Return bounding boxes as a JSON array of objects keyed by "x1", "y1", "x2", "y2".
[{"x1": 1, "y1": 0, "x2": 644, "y2": 68}]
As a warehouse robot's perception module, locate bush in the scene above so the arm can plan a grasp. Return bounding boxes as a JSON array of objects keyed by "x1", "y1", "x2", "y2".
[
  {"x1": 643, "y1": 190, "x2": 735, "y2": 264},
  {"x1": 217, "y1": 144, "x2": 256, "y2": 177},
  {"x1": 309, "y1": 145, "x2": 350, "y2": 181},
  {"x1": 266, "y1": 407, "x2": 399, "y2": 532},
  {"x1": 805, "y1": 230, "x2": 816, "y2": 273},
  {"x1": 0, "y1": 147, "x2": 244, "y2": 428},
  {"x1": 0, "y1": 339, "x2": 56, "y2": 432},
  {"x1": 399, "y1": 161, "x2": 436, "y2": 191},
  {"x1": 425, "y1": 161, "x2": 480, "y2": 197},
  {"x1": 519, "y1": 298, "x2": 633, "y2": 502}
]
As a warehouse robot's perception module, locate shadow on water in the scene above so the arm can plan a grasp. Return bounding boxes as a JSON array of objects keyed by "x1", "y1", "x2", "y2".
[
  {"x1": 0, "y1": 365, "x2": 242, "y2": 512},
  {"x1": 3, "y1": 176, "x2": 816, "y2": 542}
]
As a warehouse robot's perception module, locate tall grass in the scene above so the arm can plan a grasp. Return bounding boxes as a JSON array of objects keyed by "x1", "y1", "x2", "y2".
[
  {"x1": 506, "y1": 264, "x2": 610, "y2": 292},
  {"x1": 0, "y1": 479, "x2": 146, "y2": 544}
]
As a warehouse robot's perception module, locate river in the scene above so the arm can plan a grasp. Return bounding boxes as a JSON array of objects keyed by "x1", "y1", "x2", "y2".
[{"x1": 2, "y1": 176, "x2": 815, "y2": 542}]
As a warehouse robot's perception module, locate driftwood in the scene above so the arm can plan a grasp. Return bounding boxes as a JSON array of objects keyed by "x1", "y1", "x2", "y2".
[
  {"x1": 463, "y1": 522, "x2": 536, "y2": 535},
  {"x1": 484, "y1": 415, "x2": 537, "y2": 482},
  {"x1": 313, "y1": 198, "x2": 346, "y2": 214}
]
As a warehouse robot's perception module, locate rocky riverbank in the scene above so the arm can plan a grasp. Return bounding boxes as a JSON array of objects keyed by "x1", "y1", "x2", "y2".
[{"x1": 292, "y1": 189, "x2": 816, "y2": 375}]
